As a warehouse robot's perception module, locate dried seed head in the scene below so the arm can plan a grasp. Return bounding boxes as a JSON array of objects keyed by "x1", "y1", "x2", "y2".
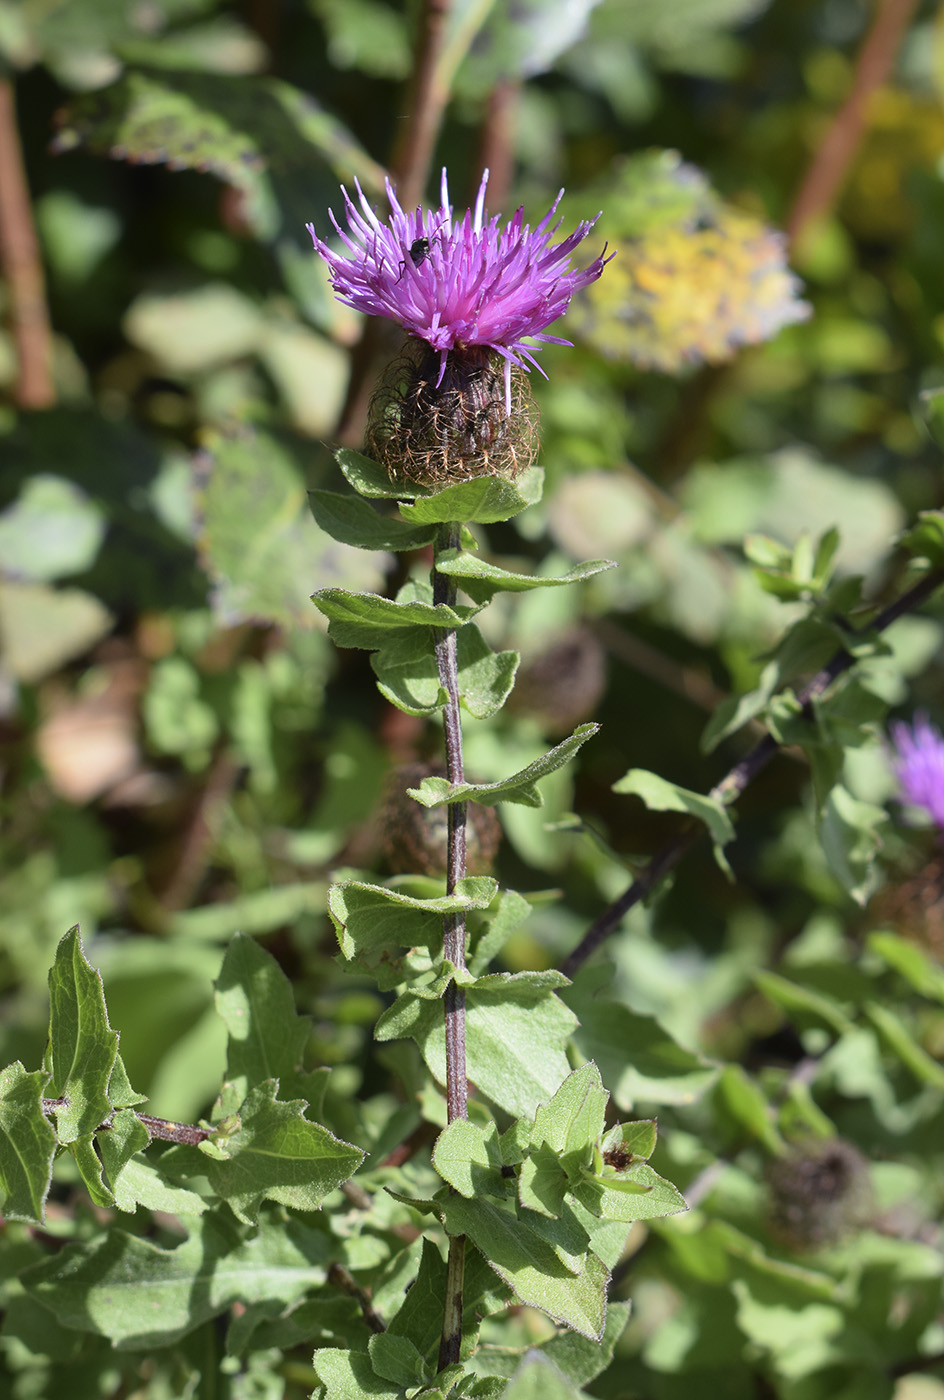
[
  {"x1": 366, "y1": 341, "x2": 539, "y2": 487},
  {"x1": 766, "y1": 1139, "x2": 872, "y2": 1251}
]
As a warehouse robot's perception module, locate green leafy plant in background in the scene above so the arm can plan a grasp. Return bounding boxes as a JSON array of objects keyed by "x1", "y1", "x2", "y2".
[{"x1": 4, "y1": 0, "x2": 944, "y2": 1398}]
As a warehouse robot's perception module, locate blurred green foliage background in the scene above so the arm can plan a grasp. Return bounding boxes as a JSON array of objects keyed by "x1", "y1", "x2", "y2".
[{"x1": 4, "y1": 0, "x2": 944, "y2": 1396}]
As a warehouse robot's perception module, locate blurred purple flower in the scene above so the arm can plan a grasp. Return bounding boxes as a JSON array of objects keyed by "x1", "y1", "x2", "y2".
[
  {"x1": 307, "y1": 168, "x2": 612, "y2": 411},
  {"x1": 890, "y1": 714, "x2": 944, "y2": 831}
]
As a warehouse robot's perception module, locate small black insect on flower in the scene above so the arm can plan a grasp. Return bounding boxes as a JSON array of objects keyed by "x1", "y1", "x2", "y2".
[{"x1": 396, "y1": 222, "x2": 446, "y2": 281}]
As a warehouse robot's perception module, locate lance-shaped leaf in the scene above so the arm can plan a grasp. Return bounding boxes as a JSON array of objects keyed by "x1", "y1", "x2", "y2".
[
  {"x1": 196, "y1": 1080, "x2": 364, "y2": 1224},
  {"x1": 214, "y1": 933, "x2": 324, "y2": 1111},
  {"x1": 309, "y1": 490, "x2": 437, "y2": 553},
  {"x1": 398, "y1": 469, "x2": 544, "y2": 525},
  {"x1": 442, "y1": 1195, "x2": 608, "y2": 1340},
  {"x1": 613, "y1": 768, "x2": 734, "y2": 866},
  {"x1": 572, "y1": 1162, "x2": 687, "y2": 1223},
  {"x1": 71, "y1": 1135, "x2": 114, "y2": 1208},
  {"x1": 45, "y1": 927, "x2": 119, "y2": 1144},
  {"x1": 327, "y1": 877, "x2": 498, "y2": 985},
  {"x1": 435, "y1": 550, "x2": 616, "y2": 604},
  {"x1": 372, "y1": 622, "x2": 518, "y2": 719},
  {"x1": 337, "y1": 448, "x2": 426, "y2": 500},
  {"x1": 312, "y1": 587, "x2": 480, "y2": 650},
  {"x1": 0, "y1": 1063, "x2": 56, "y2": 1222},
  {"x1": 21, "y1": 1210, "x2": 331, "y2": 1349},
  {"x1": 376, "y1": 973, "x2": 577, "y2": 1119},
  {"x1": 409, "y1": 724, "x2": 599, "y2": 809},
  {"x1": 531, "y1": 1064, "x2": 608, "y2": 1167}
]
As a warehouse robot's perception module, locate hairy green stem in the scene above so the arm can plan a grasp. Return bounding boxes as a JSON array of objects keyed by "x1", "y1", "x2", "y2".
[{"x1": 433, "y1": 521, "x2": 468, "y2": 1369}]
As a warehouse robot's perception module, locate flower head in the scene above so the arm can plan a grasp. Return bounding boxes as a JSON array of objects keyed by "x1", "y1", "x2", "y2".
[
  {"x1": 307, "y1": 168, "x2": 612, "y2": 413},
  {"x1": 890, "y1": 714, "x2": 944, "y2": 831}
]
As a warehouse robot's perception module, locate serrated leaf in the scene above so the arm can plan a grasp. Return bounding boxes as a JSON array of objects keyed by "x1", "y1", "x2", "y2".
[
  {"x1": 46, "y1": 928, "x2": 119, "y2": 1144},
  {"x1": 377, "y1": 976, "x2": 577, "y2": 1119},
  {"x1": 312, "y1": 587, "x2": 479, "y2": 649},
  {"x1": 372, "y1": 622, "x2": 518, "y2": 719},
  {"x1": 398, "y1": 469, "x2": 544, "y2": 525},
  {"x1": 99, "y1": 1110, "x2": 208, "y2": 1216},
  {"x1": 409, "y1": 724, "x2": 599, "y2": 809},
  {"x1": 0, "y1": 1063, "x2": 56, "y2": 1222},
  {"x1": 531, "y1": 1064, "x2": 608, "y2": 1168},
  {"x1": 309, "y1": 490, "x2": 437, "y2": 552},
  {"x1": 196, "y1": 1082, "x2": 363, "y2": 1224},
  {"x1": 613, "y1": 769, "x2": 734, "y2": 854},
  {"x1": 442, "y1": 1195, "x2": 607, "y2": 1340},
  {"x1": 214, "y1": 933, "x2": 323, "y2": 1110},
  {"x1": 433, "y1": 1119, "x2": 509, "y2": 1199},
  {"x1": 327, "y1": 877, "x2": 498, "y2": 982},
  {"x1": 56, "y1": 70, "x2": 384, "y2": 242},
  {"x1": 21, "y1": 1210, "x2": 332, "y2": 1348},
  {"x1": 573, "y1": 1162, "x2": 687, "y2": 1223},
  {"x1": 434, "y1": 550, "x2": 615, "y2": 603}
]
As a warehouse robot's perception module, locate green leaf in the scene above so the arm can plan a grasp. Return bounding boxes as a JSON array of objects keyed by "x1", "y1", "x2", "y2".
[
  {"x1": 567, "y1": 997, "x2": 719, "y2": 1111},
  {"x1": 716, "y1": 1065, "x2": 786, "y2": 1155},
  {"x1": 312, "y1": 587, "x2": 480, "y2": 649},
  {"x1": 572, "y1": 1162, "x2": 687, "y2": 1223},
  {"x1": 368, "y1": 1331, "x2": 427, "y2": 1387},
  {"x1": 0, "y1": 580, "x2": 114, "y2": 684},
  {"x1": 327, "y1": 877, "x2": 498, "y2": 984},
  {"x1": 99, "y1": 1110, "x2": 208, "y2": 1216},
  {"x1": 818, "y1": 783, "x2": 885, "y2": 905},
  {"x1": 540, "y1": 1300, "x2": 632, "y2": 1386},
  {"x1": 214, "y1": 933, "x2": 323, "y2": 1111},
  {"x1": 503, "y1": 1353, "x2": 586, "y2": 1400},
  {"x1": 336, "y1": 448, "x2": 424, "y2": 499},
  {"x1": 377, "y1": 976, "x2": 578, "y2": 1119},
  {"x1": 312, "y1": 1349, "x2": 402, "y2": 1400},
  {"x1": 899, "y1": 509, "x2": 944, "y2": 567},
  {"x1": 442, "y1": 1195, "x2": 608, "y2": 1340},
  {"x1": 408, "y1": 724, "x2": 600, "y2": 809},
  {"x1": 531, "y1": 1064, "x2": 608, "y2": 1168},
  {"x1": 309, "y1": 490, "x2": 437, "y2": 552},
  {"x1": 518, "y1": 1143, "x2": 570, "y2": 1219},
  {"x1": 602, "y1": 1120, "x2": 657, "y2": 1162},
  {"x1": 398, "y1": 469, "x2": 544, "y2": 525},
  {"x1": 434, "y1": 550, "x2": 616, "y2": 603},
  {"x1": 386, "y1": 1238, "x2": 448, "y2": 1361},
  {"x1": 864, "y1": 1003, "x2": 944, "y2": 1090},
  {"x1": 46, "y1": 927, "x2": 119, "y2": 1144},
  {"x1": 372, "y1": 623, "x2": 519, "y2": 719},
  {"x1": 0, "y1": 474, "x2": 106, "y2": 583},
  {"x1": 196, "y1": 1080, "x2": 364, "y2": 1224},
  {"x1": 71, "y1": 1133, "x2": 115, "y2": 1208},
  {"x1": 867, "y1": 931, "x2": 944, "y2": 1003},
  {"x1": 22, "y1": 1210, "x2": 332, "y2": 1349},
  {"x1": 55, "y1": 70, "x2": 385, "y2": 242},
  {"x1": 433, "y1": 1119, "x2": 509, "y2": 1199},
  {"x1": 753, "y1": 970, "x2": 855, "y2": 1036},
  {"x1": 0, "y1": 1063, "x2": 56, "y2": 1222},
  {"x1": 612, "y1": 769, "x2": 734, "y2": 856},
  {"x1": 469, "y1": 889, "x2": 534, "y2": 977}
]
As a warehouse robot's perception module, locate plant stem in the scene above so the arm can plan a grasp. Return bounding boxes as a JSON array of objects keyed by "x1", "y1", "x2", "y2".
[
  {"x1": 0, "y1": 77, "x2": 55, "y2": 408},
  {"x1": 561, "y1": 566, "x2": 944, "y2": 978},
  {"x1": 433, "y1": 520, "x2": 468, "y2": 1370}
]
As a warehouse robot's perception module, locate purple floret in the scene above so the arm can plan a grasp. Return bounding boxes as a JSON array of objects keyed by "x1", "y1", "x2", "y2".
[
  {"x1": 890, "y1": 714, "x2": 944, "y2": 831},
  {"x1": 307, "y1": 168, "x2": 612, "y2": 412}
]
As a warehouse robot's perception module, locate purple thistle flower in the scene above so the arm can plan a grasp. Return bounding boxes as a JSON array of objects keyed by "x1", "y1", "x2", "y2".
[
  {"x1": 890, "y1": 714, "x2": 944, "y2": 831},
  {"x1": 307, "y1": 168, "x2": 612, "y2": 413}
]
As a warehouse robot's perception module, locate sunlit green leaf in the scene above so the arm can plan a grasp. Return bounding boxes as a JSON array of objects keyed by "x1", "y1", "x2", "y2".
[
  {"x1": 0, "y1": 1063, "x2": 56, "y2": 1222},
  {"x1": 408, "y1": 724, "x2": 599, "y2": 808},
  {"x1": 45, "y1": 928, "x2": 119, "y2": 1145}
]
